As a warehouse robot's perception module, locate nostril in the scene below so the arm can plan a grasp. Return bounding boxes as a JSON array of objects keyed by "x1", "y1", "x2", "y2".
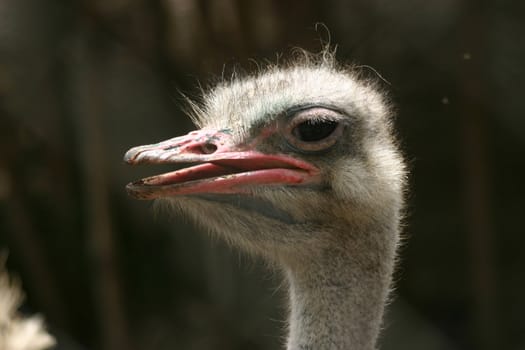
[
  {"x1": 200, "y1": 143, "x2": 217, "y2": 154},
  {"x1": 185, "y1": 143, "x2": 218, "y2": 154}
]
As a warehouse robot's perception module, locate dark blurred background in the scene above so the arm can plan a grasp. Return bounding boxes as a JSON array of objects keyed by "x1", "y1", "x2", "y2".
[{"x1": 0, "y1": 0, "x2": 524, "y2": 349}]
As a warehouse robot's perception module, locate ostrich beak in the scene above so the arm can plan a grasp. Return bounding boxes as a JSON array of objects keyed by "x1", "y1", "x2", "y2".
[{"x1": 124, "y1": 128, "x2": 320, "y2": 200}]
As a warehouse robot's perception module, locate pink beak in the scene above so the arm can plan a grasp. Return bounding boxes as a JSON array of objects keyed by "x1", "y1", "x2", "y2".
[{"x1": 124, "y1": 128, "x2": 320, "y2": 200}]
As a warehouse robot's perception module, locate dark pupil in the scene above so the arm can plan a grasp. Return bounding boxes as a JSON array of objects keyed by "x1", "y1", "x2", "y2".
[{"x1": 293, "y1": 120, "x2": 338, "y2": 142}]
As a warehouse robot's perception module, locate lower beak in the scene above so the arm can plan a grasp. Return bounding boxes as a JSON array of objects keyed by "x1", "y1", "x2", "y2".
[{"x1": 124, "y1": 128, "x2": 319, "y2": 200}]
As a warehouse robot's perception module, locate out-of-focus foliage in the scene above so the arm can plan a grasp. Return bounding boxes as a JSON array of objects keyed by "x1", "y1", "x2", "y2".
[{"x1": 0, "y1": 0, "x2": 523, "y2": 349}]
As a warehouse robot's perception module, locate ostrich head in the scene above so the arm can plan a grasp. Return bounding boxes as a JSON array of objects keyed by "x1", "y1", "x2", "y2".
[{"x1": 125, "y1": 52, "x2": 406, "y2": 349}]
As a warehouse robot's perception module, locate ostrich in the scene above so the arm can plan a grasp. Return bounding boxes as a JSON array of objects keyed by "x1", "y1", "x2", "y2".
[{"x1": 125, "y1": 52, "x2": 406, "y2": 350}]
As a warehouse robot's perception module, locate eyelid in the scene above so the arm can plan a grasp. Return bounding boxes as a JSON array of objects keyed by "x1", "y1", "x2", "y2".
[
  {"x1": 283, "y1": 104, "x2": 346, "y2": 119},
  {"x1": 287, "y1": 111, "x2": 344, "y2": 130}
]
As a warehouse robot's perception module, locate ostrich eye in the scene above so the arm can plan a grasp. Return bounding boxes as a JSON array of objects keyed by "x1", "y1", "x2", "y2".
[
  {"x1": 293, "y1": 119, "x2": 338, "y2": 142},
  {"x1": 284, "y1": 107, "x2": 344, "y2": 152}
]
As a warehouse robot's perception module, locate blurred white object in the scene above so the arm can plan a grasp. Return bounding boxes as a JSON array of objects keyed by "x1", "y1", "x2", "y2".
[{"x1": 0, "y1": 257, "x2": 55, "y2": 350}]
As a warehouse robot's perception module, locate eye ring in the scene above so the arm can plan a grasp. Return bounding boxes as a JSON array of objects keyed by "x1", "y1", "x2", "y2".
[{"x1": 283, "y1": 107, "x2": 345, "y2": 152}]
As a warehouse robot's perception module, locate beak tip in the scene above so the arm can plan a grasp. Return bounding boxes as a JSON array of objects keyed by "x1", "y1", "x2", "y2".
[
  {"x1": 125, "y1": 182, "x2": 135, "y2": 194},
  {"x1": 123, "y1": 149, "x2": 138, "y2": 164},
  {"x1": 126, "y1": 182, "x2": 151, "y2": 200}
]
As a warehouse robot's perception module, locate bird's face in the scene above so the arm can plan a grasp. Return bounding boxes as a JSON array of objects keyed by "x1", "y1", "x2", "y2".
[{"x1": 125, "y1": 65, "x2": 404, "y2": 258}]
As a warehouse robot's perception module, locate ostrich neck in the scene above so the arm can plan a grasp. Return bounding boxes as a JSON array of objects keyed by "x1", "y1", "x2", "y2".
[{"x1": 284, "y1": 226, "x2": 396, "y2": 350}]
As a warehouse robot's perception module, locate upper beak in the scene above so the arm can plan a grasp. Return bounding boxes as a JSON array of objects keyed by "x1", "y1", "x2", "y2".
[{"x1": 124, "y1": 128, "x2": 320, "y2": 200}]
